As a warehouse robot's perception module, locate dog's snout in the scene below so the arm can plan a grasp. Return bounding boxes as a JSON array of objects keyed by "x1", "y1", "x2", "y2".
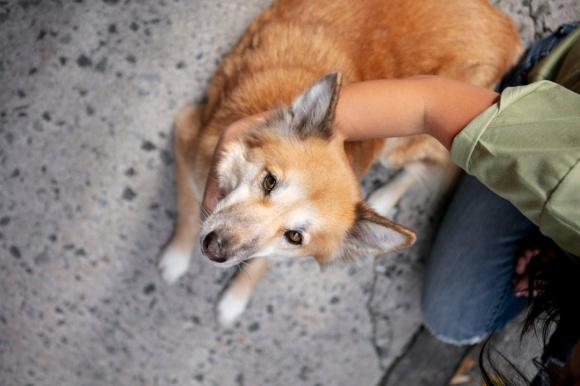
[{"x1": 202, "y1": 231, "x2": 228, "y2": 263}]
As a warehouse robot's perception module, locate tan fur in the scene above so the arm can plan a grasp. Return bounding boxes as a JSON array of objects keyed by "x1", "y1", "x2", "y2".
[
  {"x1": 162, "y1": 0, "x2": 521, "y2": 322},
  {"x1": 223, "y1": 259, "x2": 271, "y2": 301},
  {"x1": 254, "y1": 135, "x2": 360, "y2": 262}
]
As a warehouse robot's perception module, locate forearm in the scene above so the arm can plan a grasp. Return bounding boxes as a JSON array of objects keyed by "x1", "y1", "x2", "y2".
[{"x1": 335, "y1": 76, "x2": 499, "y2": 149}]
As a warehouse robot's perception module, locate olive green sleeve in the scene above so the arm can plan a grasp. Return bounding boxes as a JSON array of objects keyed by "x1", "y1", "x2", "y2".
[{"x1": 450, "y1": 80, "x2": 580, "y2": 256}]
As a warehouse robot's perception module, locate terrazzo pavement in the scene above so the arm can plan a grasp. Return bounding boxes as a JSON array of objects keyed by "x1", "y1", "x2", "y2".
[{"x1": 1, "y1": 0, "x2": 578, "y2": 385}]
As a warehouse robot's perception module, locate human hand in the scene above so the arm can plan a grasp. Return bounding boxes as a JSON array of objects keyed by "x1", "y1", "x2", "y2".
[
  {"x1": 512, "y1": 240, "x2": 557, "y2": 298},
  {"x1": 200, "y1": 114, "x2": 266, "y2": 220},
  {"x1": 513, "y1": 248, "x2": 540, "y2": 297}
]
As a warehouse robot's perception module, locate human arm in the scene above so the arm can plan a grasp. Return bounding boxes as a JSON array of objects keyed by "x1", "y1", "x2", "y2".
[{"x1": 334, "y1": 75, "x2": 499, "y2": 149}]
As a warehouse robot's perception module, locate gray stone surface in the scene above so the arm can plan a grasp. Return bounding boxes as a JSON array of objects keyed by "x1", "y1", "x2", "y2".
[
  {"x1": 0, "y1": 1, "x2": 578, "y2": 386},
  {"x1": 378, "y1": 328, "x2": 469, "y2": 386}
]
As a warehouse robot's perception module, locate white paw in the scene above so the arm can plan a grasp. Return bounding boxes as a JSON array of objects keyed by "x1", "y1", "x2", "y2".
[
  {"x1": 367, "y1": 189, "x2": 397, "y2": 216},
  {"x1": 216, "y1": 291, "x2": 249, "y2": 327},
  {"x1": 158, "y1": 246, "x2": 191, "y2": 284},
  {"x1": 367, "y1": 192, "x2": 386, "y2": 213}
]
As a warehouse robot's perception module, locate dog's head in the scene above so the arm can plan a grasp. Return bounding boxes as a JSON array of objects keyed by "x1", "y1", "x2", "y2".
[{"x1": 201, "y1": 73, "x2": 415, "y2": 267}]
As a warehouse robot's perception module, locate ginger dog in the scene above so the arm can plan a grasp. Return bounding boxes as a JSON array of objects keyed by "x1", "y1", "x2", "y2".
[{"x1": 159, "y1": 0, "x2": 521, "y2": 325}]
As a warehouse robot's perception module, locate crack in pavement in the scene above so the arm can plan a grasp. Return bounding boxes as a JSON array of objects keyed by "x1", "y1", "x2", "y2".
[
  {"x1": 366, "y1": 251, "x2": 424, "y2": 379},
  {"x1": 376, "y1": 327, "x2": 424, "y2": 386}
]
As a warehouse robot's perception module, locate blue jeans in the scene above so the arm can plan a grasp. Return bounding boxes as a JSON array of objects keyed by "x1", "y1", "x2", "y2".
[{"x1": 421, "y1": 174, "x2": 535, "y2": 344}]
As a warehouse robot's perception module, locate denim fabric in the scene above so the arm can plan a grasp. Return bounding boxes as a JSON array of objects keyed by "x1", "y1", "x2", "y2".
[{"x1": 421, "y1": 175, "x2": 533, "y2": 344}]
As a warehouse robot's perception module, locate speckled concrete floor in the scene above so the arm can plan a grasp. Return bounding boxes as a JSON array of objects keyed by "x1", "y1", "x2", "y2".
[{"x1": 0, "y1": 1, "x2": 578, "y2": 386}]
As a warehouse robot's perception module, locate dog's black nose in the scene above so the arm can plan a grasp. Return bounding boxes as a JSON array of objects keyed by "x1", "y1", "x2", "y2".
[{"x1": 202, "y1": 231, "x2": 227, "y2": 262}]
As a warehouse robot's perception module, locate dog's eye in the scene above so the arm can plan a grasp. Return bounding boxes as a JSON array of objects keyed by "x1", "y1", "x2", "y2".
[
  {"x1": 284, "y1": 230, "x2": 303, "y2": 245},
  {"x1": 262, "y1": 172, "x2": 277, "y2": 194}
]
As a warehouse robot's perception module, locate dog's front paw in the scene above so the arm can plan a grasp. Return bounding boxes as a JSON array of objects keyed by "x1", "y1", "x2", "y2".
[
  {"x1": 158, "y1": 246, "x2": 191, "y2": 284},
  {"x1": 216, "y1": 290, "x2": 249, "y2": 327}
]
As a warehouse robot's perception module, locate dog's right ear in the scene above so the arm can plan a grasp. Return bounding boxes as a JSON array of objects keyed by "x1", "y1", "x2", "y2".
[
  {"x1": 339, "y1": 202, "x2": 415, "y2": 261},
  {"x1": 289, "y1": 72, "x2": 342, "y2": 139},
  {"x1": 314, "y1": 202, "x2": 416, "y2": 267}
]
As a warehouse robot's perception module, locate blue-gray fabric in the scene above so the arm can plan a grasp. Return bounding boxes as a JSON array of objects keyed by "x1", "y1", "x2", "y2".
[{"x1": 422, "y1": 175, "x2": 530, "y2": 343}]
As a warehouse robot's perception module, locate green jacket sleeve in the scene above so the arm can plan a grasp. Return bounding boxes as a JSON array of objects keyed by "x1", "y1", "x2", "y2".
[{"x1": 451, "y1": 80, "x2": 580, "y2": 257}]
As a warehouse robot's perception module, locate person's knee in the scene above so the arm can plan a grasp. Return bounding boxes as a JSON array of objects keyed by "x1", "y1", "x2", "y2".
[
  {"x1": 421, "y1": 282, "x2": 491, "y2": 345},
  {"x1": 420, "y1": 174, "x2": 532, "y2": 345},
  {"x1": 421, "y1": 286, "x2": 491, "y2": 346}
]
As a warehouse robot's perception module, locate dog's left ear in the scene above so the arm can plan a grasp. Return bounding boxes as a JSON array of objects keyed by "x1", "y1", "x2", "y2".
[
  {"x1": 340, "y1": 202, "x2": 416, "y2": 260},
  {"x1": 290, "y1": 72, "x2": 342, "y2": 139}
]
